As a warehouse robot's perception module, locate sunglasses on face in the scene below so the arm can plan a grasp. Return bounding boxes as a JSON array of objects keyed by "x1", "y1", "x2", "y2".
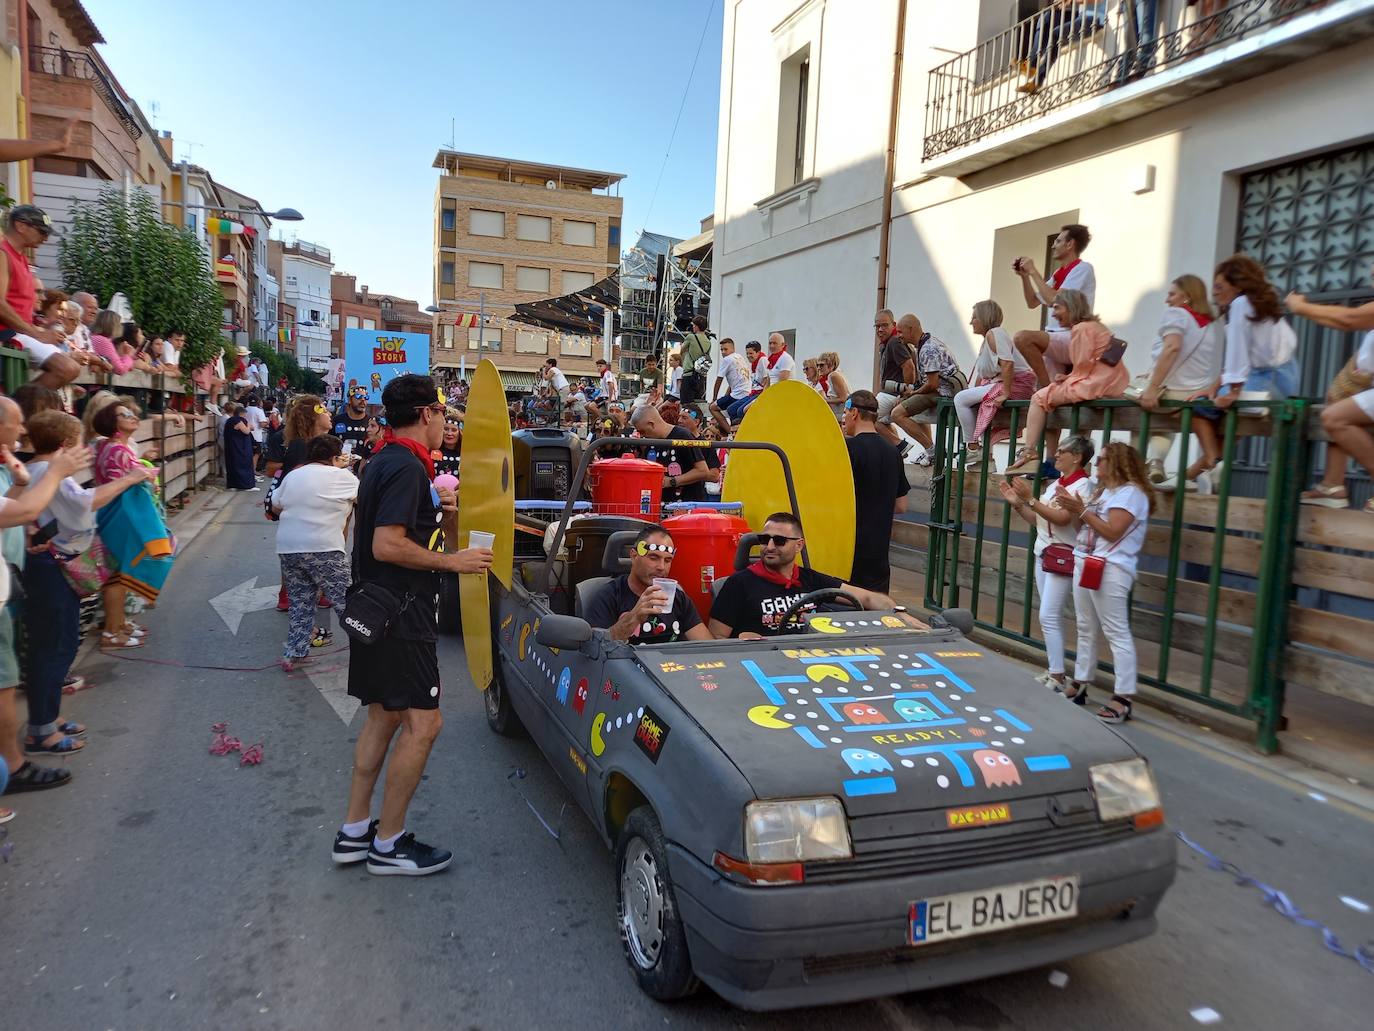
[
  {"x1": 415, "y1": 402, "x2": 446, "y2": 415},
  {"x1": 760, "y1": 534, "x2": 801, "y2": 547},
  {"x1": 635, "y1": 540, "x2": 675, "y2": 557}
]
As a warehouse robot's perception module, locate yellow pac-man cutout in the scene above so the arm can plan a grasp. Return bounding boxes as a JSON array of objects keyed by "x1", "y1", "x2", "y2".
[
  {"x1": 590, "y1": 712, "x2": 607, "y2": 756},
  {"x1": 881, "y1": 616, "x2": 905, "y2": 628},
  {"x1": 805, "y1": 663, "x2": 850, "y2": 683},
  {"x1": 723, "y1": 380, "x2": 856, "y2": 580},
  {"x1": 518, "y1": 622, "x2": 531, "y2": 661},
  {"x1": 748, "y1": 704, "x2": 792, "y2": 729},
  {"x1": 809, "y1": 616, "x2": 848, "y2": 635},
  {"x1": 459, "y1": 360, "x2": 516, "y2": 691}
]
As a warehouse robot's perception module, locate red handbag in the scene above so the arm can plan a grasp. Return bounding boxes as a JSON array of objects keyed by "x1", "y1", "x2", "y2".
[
  {"x1": 1040, "y1": 542, "x2": 1075, "y2": 576},
  {"x1": 1077, "y1": 517, "x2": 1138, "y2": 591}
]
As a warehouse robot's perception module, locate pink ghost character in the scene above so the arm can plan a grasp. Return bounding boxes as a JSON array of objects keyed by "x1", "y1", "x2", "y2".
[
  {"x1": 843, "y1": 702, "x2": 887, "y2": 725},
  {"x1": 973, "y1": 749, "x2": 1021, "y2": 788}
]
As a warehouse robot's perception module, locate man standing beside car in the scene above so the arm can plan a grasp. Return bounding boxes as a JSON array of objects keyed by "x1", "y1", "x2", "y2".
[
  {"x1": 584, "y1": 524, "x2": 714, "y2": 644},
  {"x1": 332, "y1": 374, "x2": 493, "y2": 877},
  {"x1": 709, "y1": 513, "x2": 895, "y2": 638}
]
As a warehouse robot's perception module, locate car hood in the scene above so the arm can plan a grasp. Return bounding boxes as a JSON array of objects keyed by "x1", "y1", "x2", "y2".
[{"x1": 645, "y1": 632, "x2": 1138, "y2": 816}]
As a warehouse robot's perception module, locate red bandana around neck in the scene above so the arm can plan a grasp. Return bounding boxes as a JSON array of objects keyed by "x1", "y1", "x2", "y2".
[
  {"x1": 765, "y1": 349, "x2": 787, "y2": 369},
  {"x1": 382, "y1": 429, "x2": 436, "y2": 480},
  {"x1": 1180, "y1": 304, "x2": 1212, "y2": 328},
  {"x1": 1050, "y1": 259, "x2": 1082, "y2": 290},
  {"x1": 1058, "y1": 469, "x2": 1088, "y2": 488},
  {"x1": 817, "y1": 373, "x2": 830, "y2": 395},
  {"x1": 748, "y1": 560, "x2": 802, "y2": 589},
  {"x1": 750, "y1": 354, "x2": 763, "y2": 372}
]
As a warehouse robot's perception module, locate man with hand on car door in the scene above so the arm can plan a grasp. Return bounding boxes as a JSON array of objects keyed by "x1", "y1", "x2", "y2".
[
  {"x1": 709, "y1": 513, "x2": 895, "y2": 639},
  {"x1": 584, "y1": 524, "x2": 714, "y2": 644}
]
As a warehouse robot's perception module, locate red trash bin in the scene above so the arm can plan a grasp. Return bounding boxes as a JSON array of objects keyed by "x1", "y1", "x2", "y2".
[
  {"x1": 663, "y1": 507, "x2": 750, "y2": 622},
  {"x1": 588, "y1": 456, "x2": 665, "y2": 522}
]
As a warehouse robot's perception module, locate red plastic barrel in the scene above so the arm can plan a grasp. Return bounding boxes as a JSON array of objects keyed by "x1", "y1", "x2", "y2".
[
  {"x1": 588, "y1": 456, "x2": 665, "y2": 522},
  {"x1": 663, "y1": 508, "x2": 751, "y2": 621}
]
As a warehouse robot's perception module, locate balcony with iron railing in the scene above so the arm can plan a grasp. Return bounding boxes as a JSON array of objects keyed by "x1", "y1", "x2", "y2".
[
  {"x1": 923, "y1": 0, "x2": 1374, "y2": 175},
  {"x1": 29, "y1": 45, "x2": 142, "y2": 141}
]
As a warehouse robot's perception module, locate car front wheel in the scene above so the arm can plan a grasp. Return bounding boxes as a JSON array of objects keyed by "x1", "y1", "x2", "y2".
[
  {"x1": 615, "y1": 806, "x2": 699, "y2": 1001},
  {"x1": 483, "y1": 658, "x2": 526, "y2": 738}
]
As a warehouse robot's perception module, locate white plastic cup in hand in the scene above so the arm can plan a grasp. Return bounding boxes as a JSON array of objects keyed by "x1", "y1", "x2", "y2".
[
  {"x1": 652, "y1": 578, "x2": 677, "y2": 613},
  {"x1": 468, "y1": 530, "x2": 495, "y2": 551}
]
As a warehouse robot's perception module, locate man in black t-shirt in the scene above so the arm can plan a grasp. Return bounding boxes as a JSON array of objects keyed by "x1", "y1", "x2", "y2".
[
  {"x1": 708, "y1": 513, "x2": 895, "y2": 638},
  {"x1": 843, "y1": 390, "x2": 910, "y2": 593},
  {"x1": 583, "y1": 524, "x2": 713, "y2": 644},
  {"x1": 334, "y1": 386, "x2": 371, "y2": 465},
  {"x1": 334, "y1": 375, "x2": 493, "y2": 878},
  {"x1": 628, "y1": 402, "x2": 717, "y2": 506}
]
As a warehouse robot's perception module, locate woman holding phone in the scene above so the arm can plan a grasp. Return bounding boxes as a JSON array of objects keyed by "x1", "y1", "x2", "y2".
[{"x1": 1000, "y1": 436, "x2": 1095, "y2": 690}]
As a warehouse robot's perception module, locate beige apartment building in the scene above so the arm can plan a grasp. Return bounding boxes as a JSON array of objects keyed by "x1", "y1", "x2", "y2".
[{"x1": 431, "y1": 149, "x2": 624, "y2": 390}]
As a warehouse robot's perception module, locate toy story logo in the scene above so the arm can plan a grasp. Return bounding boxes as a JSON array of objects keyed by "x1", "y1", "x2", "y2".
[{"x1": 344, "y1": 328, "x2": 431, "y2": 405}]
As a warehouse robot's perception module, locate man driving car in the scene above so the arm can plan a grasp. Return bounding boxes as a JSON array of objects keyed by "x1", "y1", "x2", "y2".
[
  {"x1": 708, "y1": 513, "x2": 895, "y2": 638},
  {"x1": 583, "y1": 524, "x2": 714, "y2": 644}
]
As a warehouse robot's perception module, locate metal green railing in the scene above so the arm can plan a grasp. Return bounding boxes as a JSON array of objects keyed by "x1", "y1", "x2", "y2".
[{"x1": 923, "y1": 395, "x2": 1305, "y2": 752}]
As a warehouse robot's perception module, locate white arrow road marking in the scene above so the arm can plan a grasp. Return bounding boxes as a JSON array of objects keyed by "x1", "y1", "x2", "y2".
[
  {"x1": 305, "y1": 661, "x2": 358, "y2": 724},
  {"x1": 209, "y1": 577, "x2": 283, "y2": 634}
]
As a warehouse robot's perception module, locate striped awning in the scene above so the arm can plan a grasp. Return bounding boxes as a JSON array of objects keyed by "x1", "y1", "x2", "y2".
[{"x1": 498, "y1": 370, "x2": 538, "y2": 391}]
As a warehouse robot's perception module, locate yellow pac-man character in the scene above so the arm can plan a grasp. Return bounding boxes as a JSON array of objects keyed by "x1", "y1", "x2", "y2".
[
  {"x1": 809, "y1": 616, "x2": 847, "y2": 635},
  {"x1": 518, "y1": 623, "x2": 531, "y2": 661},
  {"x1": 590, "y1": 712, "x2": 607, "y2": 756},
  {"x1": 748, "y1": 704, "x2": 792, "y2": 729},
  {"x1": 805, "y1": 663, "x2": 851, "y2": 683}
]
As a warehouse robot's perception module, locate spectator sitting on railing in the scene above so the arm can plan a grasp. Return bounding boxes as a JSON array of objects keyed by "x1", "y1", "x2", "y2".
[
  {"x1": 90, "y1": 310, "x2": 134, "y2": 375},
  {"x1": 890, "y1": 316, "x2": 962, "y2": 459},
  {"x1": 1005, "y1": 289, "x2": 1127, "y2": 474},
  {"x1": 0, "y1": 205, "x2": 80, "y2": 392},
  {"x1": 1013, "y1": 1, "x2": 1108, "y2": 94},
  {"x1": 1128, "y1": 274, "x2": 1221, "y2": 489},
  {"x1": 1013, "y1": 224, "x2": 1096, "y2": 388},
  {"x1": 816, "y1": 350, "x2": 851, "y2": 409},
  {"x1": 59, "y1": 299, "x2": 102, "y2": 370},
  {"x1": 954, "y1": 300, "x2": 1036, "y2": 467},
  {"x1": 1287, "y1": 269, "x2": 1374, "y2": 514},
  {"x1": 160, "y1": 329, "x2": 184, "y2": 370},
  {"x1": 116, "y1": 322, "x2": 157, "y2": 373}
]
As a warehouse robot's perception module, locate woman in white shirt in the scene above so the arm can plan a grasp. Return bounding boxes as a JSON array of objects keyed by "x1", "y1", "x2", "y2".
[
  {"x1": 1287, "y1": 268, "x2": 1374, "y2": 513},
  {"x1": 1134, "y1": 275, "x2": 1221, "y2": 488},
  {"x1": 954, "y1": 300, "x2": 1036, "y2": 465},
  {"x1": 999, "y1": 435, "x2": 1095, "y2": 689},
  {"x1": 1055, "y1": 442, "x2": 1155, "y2": 723},
  {"x1": 272, "y1": 434, "x2": 359, "y2": 672}
]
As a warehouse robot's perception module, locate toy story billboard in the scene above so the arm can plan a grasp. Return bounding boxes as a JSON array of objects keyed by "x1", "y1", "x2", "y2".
[{"x1": 343, "y1": 329, "x2": 431, "y2": 405}]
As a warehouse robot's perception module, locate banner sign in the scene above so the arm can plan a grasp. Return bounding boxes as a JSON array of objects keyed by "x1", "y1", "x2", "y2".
[{"x1": 344, "y1": 328, "x2": 431, "y2": 405}]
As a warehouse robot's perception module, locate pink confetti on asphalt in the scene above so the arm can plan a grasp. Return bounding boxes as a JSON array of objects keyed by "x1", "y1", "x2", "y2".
[
  {"x1": 209, "y1": 734, "x2": 242, "y2": 756},
  {"x1": 240, "y1": 744, "x2": 263, "y2": 766},
  {"x1": 210, "y1": 722, "x2": 229, "y2": 733}
]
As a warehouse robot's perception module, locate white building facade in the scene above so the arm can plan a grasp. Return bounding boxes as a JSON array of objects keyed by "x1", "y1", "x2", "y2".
[
  {"x1": 711, "y1": 0, "x2": 1374, "y2": 391},
  {"x1": 281, "y1": 241, "x2": 334, "y2": 371}
]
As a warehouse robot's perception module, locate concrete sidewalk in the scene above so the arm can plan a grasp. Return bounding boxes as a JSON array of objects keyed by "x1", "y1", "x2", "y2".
[{"x1": 887, "y1": 564, "x2": 1374, "y2": 812}]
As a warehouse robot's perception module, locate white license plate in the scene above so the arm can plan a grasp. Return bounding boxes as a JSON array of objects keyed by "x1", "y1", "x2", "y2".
[{"x1": 908, "y1": 875, "x2": 1079, "y2": 946}]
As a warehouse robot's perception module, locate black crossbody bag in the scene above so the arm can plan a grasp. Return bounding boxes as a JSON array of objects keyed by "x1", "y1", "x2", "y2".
[{"x1": 340, "y1": 581, "x2": 414, "y2": 646}]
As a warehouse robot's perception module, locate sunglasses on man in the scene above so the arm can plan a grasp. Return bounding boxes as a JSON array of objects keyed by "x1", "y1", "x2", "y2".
[{"x1": 760, "y1": 534, "x2": 801, "y2": 547}]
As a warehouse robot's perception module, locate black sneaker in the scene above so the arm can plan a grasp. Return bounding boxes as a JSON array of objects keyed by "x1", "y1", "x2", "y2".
[
  {"x1": 331, "y1": 819, "x2": 378, "y2": 865},
  {"x1": 366, "y1": 832, "x2": 452, "y2": 876}
]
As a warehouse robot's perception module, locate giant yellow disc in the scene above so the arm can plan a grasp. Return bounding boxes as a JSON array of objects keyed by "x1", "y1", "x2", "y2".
[
  {"x1": 723, "y1": 380, "x2": 856, "y2": 580},
  {"x1": 458, "y1": 359, "x2": 515, "y2": 691}
]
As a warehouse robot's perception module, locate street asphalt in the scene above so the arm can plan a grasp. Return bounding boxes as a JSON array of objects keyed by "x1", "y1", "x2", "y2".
[{"x1": 3, "y1": 489, "x2": 1371, "y2": 1030}]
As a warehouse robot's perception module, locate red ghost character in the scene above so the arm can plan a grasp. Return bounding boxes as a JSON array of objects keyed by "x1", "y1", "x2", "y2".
[
  {"x1": 843, "y1": 702, "x2": 887, "y2": 725},
  {"x1": 973, "y1": 749, "x2": 1021, "y2": 788},
  {"x1": 572, "y1": 677, "x2": 589, "y2": 716}
]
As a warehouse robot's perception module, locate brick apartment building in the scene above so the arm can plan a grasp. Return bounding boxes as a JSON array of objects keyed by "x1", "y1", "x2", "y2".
[
  {"x1": 431, "y1": 149, "x2": 623, "y2": 392},
  {"x1": 331, "y1": 273, "x2": 431, "y2": 361}
]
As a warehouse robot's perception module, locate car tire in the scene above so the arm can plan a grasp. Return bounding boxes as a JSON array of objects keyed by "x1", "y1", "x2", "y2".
[
  {"x1": 436, "y1": 572, "x2": 461, "y2": 636},
  {"x1": 484, "y1": 656, "x2": 526, "y2": 738},
  {"x1": 615, "y1": 806, "x2": 699, "y2": 1002}
]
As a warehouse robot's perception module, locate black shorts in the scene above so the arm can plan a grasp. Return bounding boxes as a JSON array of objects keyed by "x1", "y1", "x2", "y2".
[{"x1": 347, "y1": 636, "x2": 440, "y2": 711}]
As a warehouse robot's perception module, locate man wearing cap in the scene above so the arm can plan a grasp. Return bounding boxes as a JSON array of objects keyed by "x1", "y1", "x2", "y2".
[
  {"x1": 842, "y1": 389, "x2": 910, "y2": 593},
  {"x1": 583, "y1": 523, "x2": 713, "y2": 644},
  {"x1": 0, "y1": 205, "x2": 79, "y2": 391}
]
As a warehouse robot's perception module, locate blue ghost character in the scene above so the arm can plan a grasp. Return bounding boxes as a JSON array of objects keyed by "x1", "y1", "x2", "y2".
[
  {"x1": 894, "y1": 698, "x2": 940, "y2": 723},
  {"x1": 842, "y1": 748, "x2": 893, "y2": 775},
  {"x1": 557, "y1": 667, "x2": 571, "y2": 705}
]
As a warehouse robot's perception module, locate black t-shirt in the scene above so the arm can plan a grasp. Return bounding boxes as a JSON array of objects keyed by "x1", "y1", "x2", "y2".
[
  {"x1": 333, "y1": 408, "x2": 371, "y2": 456},
  {"x1": 846, "y1": 432, "x2": 910, "y2": 593},
  {"x1": 433, "y1": 447, "x2": 461, "y2": 479},
  {"x1": 265, "y1": 425, "x2": 286, "y2": 463},
  {"x1": 879, "y1": 333, "x2": 913, "y2": 389},
  {"x1": 656, "y1": 425, "x2": 710, "y2": 505},
  {"x1": 711, "y1": 564, "x2": 843, "y2": 637},
  {"x1": 352, "y1": 444, "x2": 445, "y2": 641},
  {"x1": 582, "y1": 574, "x2": 702, "y2": 644},
  {"x1": 280, "y1": 437, "x2": 310, "y2": 477}
]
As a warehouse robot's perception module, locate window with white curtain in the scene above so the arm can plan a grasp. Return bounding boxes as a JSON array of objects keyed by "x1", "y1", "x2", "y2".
[
  {"x1": 468, "y1": 261, "x2": 504, "y2": 289},
  {"x1": 563, "y1": 220, "x2": 595, "y2": 246},
  {"x1": 516, "y1": 330, "x2": 549, "y2": 354},
  {"x1": 516, "y1": 266, "x2": 551, "y2": 293},
  {"x1": 469, "y1": 209, "x2": 505, "y2": 237},
  {"x1": 516, "y1": 214, "x2": 552, "y2": 242},
  {"x1": 562, "y1": 270, "x2": 595, "y2": 293}
]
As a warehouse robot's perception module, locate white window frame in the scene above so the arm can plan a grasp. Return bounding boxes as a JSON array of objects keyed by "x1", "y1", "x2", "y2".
[
  {"x1": 469, "y1": 209, "x2": 505, "y2": 237},
  {"x1": 516, "y1": 214, "x2": 552, "y2": 242},
  {"x1": 468, "y1": 261, "x2": 504, "y2": 289},
  {"x1": 515, "y1": 266, "x2": 551, "y2": 293},
  {"x1": 563, "y1": 219, "x2": 596, "y2": 247}
]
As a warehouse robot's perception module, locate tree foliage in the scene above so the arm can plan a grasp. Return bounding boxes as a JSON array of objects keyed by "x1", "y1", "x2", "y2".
[
  {"x1": 248, "y1": 340, "x2": 324, "y2": 394},
  {"x1": 57, "y1": 186, "x2": 226, "y2": 371}
]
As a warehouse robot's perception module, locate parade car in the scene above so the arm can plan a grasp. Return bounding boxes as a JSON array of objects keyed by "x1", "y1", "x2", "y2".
[{"x1": 462, "y1": 366, "x2": 1176, "y2": 1010}]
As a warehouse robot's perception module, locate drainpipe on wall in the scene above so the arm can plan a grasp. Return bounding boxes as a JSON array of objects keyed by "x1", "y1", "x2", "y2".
[{"x1": 873, "y1": 0, "x2": 907, "y2": 385}]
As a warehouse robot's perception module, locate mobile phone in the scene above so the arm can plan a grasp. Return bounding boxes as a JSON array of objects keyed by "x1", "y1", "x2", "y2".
[
  {"x1": 31, "y1": 520, "x2": 59, "y2": 547},
  {"x1": 342, "y1": 440, "x2": 355, "y2": 455}
]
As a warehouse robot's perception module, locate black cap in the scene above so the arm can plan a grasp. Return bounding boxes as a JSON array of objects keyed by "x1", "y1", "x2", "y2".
[{"x1": 8, "y1": 204, "x2": 55, "y2": 236}]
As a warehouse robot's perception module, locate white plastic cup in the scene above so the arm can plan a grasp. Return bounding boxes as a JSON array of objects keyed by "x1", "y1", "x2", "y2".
[
  {"x1": 468, "y1": 530, "x2": 495, "y2": 551},
  {"x1": 652, "y1": 578, "x2": 678, "y2": 613}
]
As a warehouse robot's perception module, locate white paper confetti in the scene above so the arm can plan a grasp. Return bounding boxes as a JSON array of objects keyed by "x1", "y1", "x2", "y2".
[
  {"x1": 1190, "y1": 1007, "x2": 1221, "y2": 1025},
  {"x1": 1339, "y1": 896, "x2": 1370, "y2": 913},
  {"x1": 1048, "y1": 970, "x2": 1069, "y2": 988},
  {"x1": 1307, "y1": 792, "x2": 1328, "y2": 803}
]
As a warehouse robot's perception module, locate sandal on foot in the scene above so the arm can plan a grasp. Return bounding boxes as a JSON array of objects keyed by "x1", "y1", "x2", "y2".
[
  {"x1": 281, "y1": 655, "x2": 314, "y2": 673},
  {"x1": 61, "y1": 675, "x2": 90, "y2": 695},
  {"x1": 24, "y1": 735, "x2": 85, "y2": 757},
  {"x1": 1096, "y1": 696, "x2": 1133, "y2": 723},
  {"x1": 1299, "y1": 484, "x2": 1349, "y2": 508},
  {"x1": 122, "y1": 622, "x2": 149, "y2": 637},
  {"x1": 57, "y1": 720, "x2": 86, "y2": 739},
  {"x1": 100, "y1": 631, "x2": 142, "y2": 650},
  {"x1": 3, "y1": 761, "x2": 72, "y2": 793},
  {"x1": 1004, "y1": 448, "x2": 1041, "y2": 475},
  {"x1": 1062, "y1": 681, "x2": 1090, "y2": 705},
  {"x1": 310, "y1": 627, "x2": 333, "y2": 648},
  {"x1": 0, "y1": 806, "x2": 14, "y2": 823}
]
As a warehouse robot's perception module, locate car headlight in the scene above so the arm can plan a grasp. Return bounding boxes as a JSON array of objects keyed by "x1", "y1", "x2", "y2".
[
  {"x1": 744, "y1": 797, "x2": 852, "y2": 863},
  {"x1": 1090, "y1": 758, "x2": 1163, "y2": 823}
]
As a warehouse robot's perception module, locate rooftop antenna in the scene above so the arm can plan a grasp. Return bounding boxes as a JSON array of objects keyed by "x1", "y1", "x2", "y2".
[
  {"x1": 149, "y1": 100, "x2": 161, "y2": 129},
  {"x1": 450, "y1": 117, "x2": 455, "y2": 148}
]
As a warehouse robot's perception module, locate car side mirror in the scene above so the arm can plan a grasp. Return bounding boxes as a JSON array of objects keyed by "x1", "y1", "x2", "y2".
[
  {"x1": 935, "y1": 607, "x2": 974, "y2": 636},
  {"x1": 536, "y1": 613, "x2": 593, "y2": 650}
]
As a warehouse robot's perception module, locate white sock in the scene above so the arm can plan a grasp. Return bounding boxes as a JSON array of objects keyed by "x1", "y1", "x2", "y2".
[
  {"x1": 373, "y1": 829, "x2": 403, "y2": 853},
  {"x1": 341, "y1": 818, "x2": 371, "y2": 838}
]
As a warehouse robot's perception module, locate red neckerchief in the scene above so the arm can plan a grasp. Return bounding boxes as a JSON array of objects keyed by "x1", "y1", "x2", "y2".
[
  {"x1": 1057, "y1": 470, "x2": 1088, "y2": 488},
  {"x1": 382, "y1": 429, "x2": 436, "y2": 479},
  {"x1": 1180, "y1": 304, "x2": 1212, "y2": 328},
  {"x1": 817, "y1": 373, "x2": 830, "y2": 394},
  {"x1": 748, "y1": 560, "x2": 802, "y2": 589},
  {"x1": 1050, "y1": 259, "x2": 1082, "y2": 290},
  {"x1": 765, "y1": 349, "x2": 787, "y2": 369},
  {"x1": 750, "y1": 354, "x2": 762, "y2": 372}
]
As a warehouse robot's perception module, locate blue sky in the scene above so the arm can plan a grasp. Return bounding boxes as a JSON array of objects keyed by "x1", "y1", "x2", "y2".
[{"x1": 94, "y1": 0, "x2": 722, "y2": 305}]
